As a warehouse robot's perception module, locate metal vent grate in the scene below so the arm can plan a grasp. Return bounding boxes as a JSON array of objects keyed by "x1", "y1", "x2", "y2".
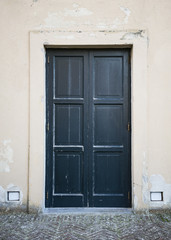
[
  {"x1": 7, "y1": 191, "x2": 20, "y2": 201},
  {"x1": 150, "y1": 192, "x2": 163, "y2": 201}
]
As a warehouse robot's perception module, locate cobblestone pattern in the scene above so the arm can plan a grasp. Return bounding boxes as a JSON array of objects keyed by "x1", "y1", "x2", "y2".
[{"x1": 0, "y1": 211, "x2": 171, "y2": 240}]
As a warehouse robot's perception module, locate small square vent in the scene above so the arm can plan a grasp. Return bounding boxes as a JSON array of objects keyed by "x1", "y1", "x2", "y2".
[
  {"x1": 150, "y1": 192, "x2": 163, "y2": 201},
  {"x1": 7, "y1": 191, "x2": 20, "y2": 201}
]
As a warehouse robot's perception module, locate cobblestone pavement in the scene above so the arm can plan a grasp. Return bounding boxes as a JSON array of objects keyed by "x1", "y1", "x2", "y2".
[{"x1": 0, "y1": 210, "x2": 171, "y2": 240}]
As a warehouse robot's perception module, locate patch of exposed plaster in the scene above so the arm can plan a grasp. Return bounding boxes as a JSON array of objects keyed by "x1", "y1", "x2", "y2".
[
  {"x1": 120, "y1": 7, "x2": 131, "y2": 24},
  {"x1": 0, "y1": 140, "x2": 13, "y2": 173},
  {"x1": 134, "y1": 192, "x2": 138, "y2": 209},
  {"x1": 63, "y1": 7, "x2": 93, "y2": 17},
  {"x1": 37, "y1": 5, "x2": 131, "y2": 30},
  {"x1": 43, "y1": 13, "x2": 75, "y2": 29},
  {"x1": 89, "y1": 32, "x2": 96, "y2": 37},
  {"x1": 55, "y1": 35, "x2": 75, "y2": 40},
  {"x1": 0, "y1": 186, "x2": 5, "y2": 202},
  {"x1": 42, "y1": 5, "x2": 92, "y2": 29},
  {"x1": 0, "y1": 184, "x2": 23, "y2": 205},
  {"x1": 142, "y1": 151, "x2": 149, "y2": 205},
  {"x1": 97, "y1": 7, "x2": 131, "y2": 29},
  {"x1": 41, "y1": 96, "x2": 44, "y2": 103},
  {"x1": 97, "y1": 19, "x2": 121, "y2": 30},
  {"x1": 150, "y1": 175, "x2": 171, "y2": 207},
  {"x1": 97, "y1": 6, "x2": 130, "y2": 30},
  {"x1": 121, "y1": 30, "x2": 145, "y2": 40}
]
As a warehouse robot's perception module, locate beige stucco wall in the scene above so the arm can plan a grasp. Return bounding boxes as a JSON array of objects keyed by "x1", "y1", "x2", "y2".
[{"x1": 0, "y1": 0, "x2": 171, "y2": 211}]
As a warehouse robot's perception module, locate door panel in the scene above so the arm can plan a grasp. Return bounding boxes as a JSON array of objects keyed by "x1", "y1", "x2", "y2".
[
  {"x1": 46, "y1": 50, "x2": 88, "y2": 207},
  {"x1": 89, "y1": 50, "x2": 130, "y2": 207},
  {"x1": 46, "y1": 49, "x2": 131, "y2": 208},
  {"x1": 54, "y1": 56, "x2": 84, "y2": 98},
  {"x1": 94, "y1": 153, "x2": 123, "y2": 194},
  {"x1": 94, "y1": 105, "x2": 122, "y2": 145},
  {"x1": 94, "y1": 57, "x2": 123, "y2": 98},
  {"x1": 55, "y1": 105, "x2": 83, "y2": 145},
  {"x1": 54, "y1": 152, "x2": 83, "y2": 194}
]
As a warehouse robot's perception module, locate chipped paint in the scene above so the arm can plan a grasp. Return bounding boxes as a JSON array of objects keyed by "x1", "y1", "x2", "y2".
[
  {"x1": 63, "y1": 7, "x2": 93, "y2": 17},
  {"x1": 0, "y1": 186, "x2": 5, "y2": 202},
  {"x1": 89, "y1": 32, "x2": 96, "y2": 37},
  {"x1": 55, "y1": 35, "x2": 75, "y2": 40},
  {"x1": 142, "y1": 151, "x2": 149, "y2": 205},
  {"x1": 134, "y1": 195, "x2": 138, "y2": 209},
  {"x1": 120, "y1": 6, "x2": 131, "y2": 24},
  {"x1": 121, "y1": 30, "x2": 145, "y2": 40},
  {"x1": 0, "y1": 140, "x2": 13, "y2": 173},
  {"x1": 96, "y1": 7, "x2": 130, "y2": 30},
  {"x1": 43, "y1": 6, "x2": 92, "y2": 29},
  {"x1": 42, "y1": 5, "x2": 131, "y2": 31},
  {"x1": 43, "y1": 13, "x2": 76, "y2": 29},
  {"x1": 150, "y1": 175, "x2": 171, "y2": 207},
  {"x1": 41, "y1": 96, "x2": 44, "y2": 103},
  {"x1": 96, "y1": 19, "x2": 120, "y2": 30}
]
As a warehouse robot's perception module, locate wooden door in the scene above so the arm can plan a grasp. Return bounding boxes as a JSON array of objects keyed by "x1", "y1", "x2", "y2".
[{"x1": 45, "y1": 49, "x2": 131, "y2": 208}]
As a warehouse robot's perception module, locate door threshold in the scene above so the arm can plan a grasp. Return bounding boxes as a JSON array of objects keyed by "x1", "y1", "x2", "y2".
[{"x1": 43, "y1": 208, "x2": 132, "y2": 214}]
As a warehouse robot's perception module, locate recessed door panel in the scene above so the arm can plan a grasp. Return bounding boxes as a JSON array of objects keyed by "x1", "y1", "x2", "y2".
[
  {"x1": 94, "y1": 57, "x2": 123, "y2": 98},
  {"x1": 54, "y1": 152, "x2": 83, "y2": 194},
  {"x1": 94, "y1": 153, "x2": 123, "y2": 194},
  {"x1": 94, "y1": 105, "x2": 122, "y2": 145},
  {"x1": 55, "y1": 105, "x2": 83, "y2": 145},
  {"x1": 54, "y1": 57, "x2": 83, "y2": 98}
]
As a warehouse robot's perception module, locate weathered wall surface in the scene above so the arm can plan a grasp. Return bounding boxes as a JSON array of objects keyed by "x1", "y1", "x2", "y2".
[{"x1": 0, "y1": 0, "x2": 171, "y2": 211}]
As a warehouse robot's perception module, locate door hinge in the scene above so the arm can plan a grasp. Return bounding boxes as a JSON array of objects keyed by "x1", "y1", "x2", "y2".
[
  {"x1": 46, "y1": 191, "x2": 48, "y2": 200},
  {"x1": 128, "y1": 191, "x2": 130, "y2": 200},
  {"x1": 47, "y1": 56, "x2": 50, "y2": 64},
  {"x1": 127, "y1": 122, "x2": 131, "y2": 132}
]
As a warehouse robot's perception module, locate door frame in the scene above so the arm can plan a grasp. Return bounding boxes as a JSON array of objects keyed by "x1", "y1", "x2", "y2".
[{"x1": 29, "y1": 30, "x2": 148, "y2": 212}]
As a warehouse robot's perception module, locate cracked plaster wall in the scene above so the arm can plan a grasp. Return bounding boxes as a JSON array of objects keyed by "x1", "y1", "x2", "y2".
[{"x1": 0, "y1": 0, "x2": 171, "y2": 210}]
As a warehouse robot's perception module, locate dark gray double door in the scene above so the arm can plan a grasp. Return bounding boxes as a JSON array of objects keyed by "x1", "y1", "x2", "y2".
[{"x1": 46, "y1": 49, "x2": 131, "y2": 208}]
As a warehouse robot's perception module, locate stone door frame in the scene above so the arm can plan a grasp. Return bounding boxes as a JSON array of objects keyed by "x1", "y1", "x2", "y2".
[{"x1": 29, "y1": 30, "x2": 148, "y2": 211}]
